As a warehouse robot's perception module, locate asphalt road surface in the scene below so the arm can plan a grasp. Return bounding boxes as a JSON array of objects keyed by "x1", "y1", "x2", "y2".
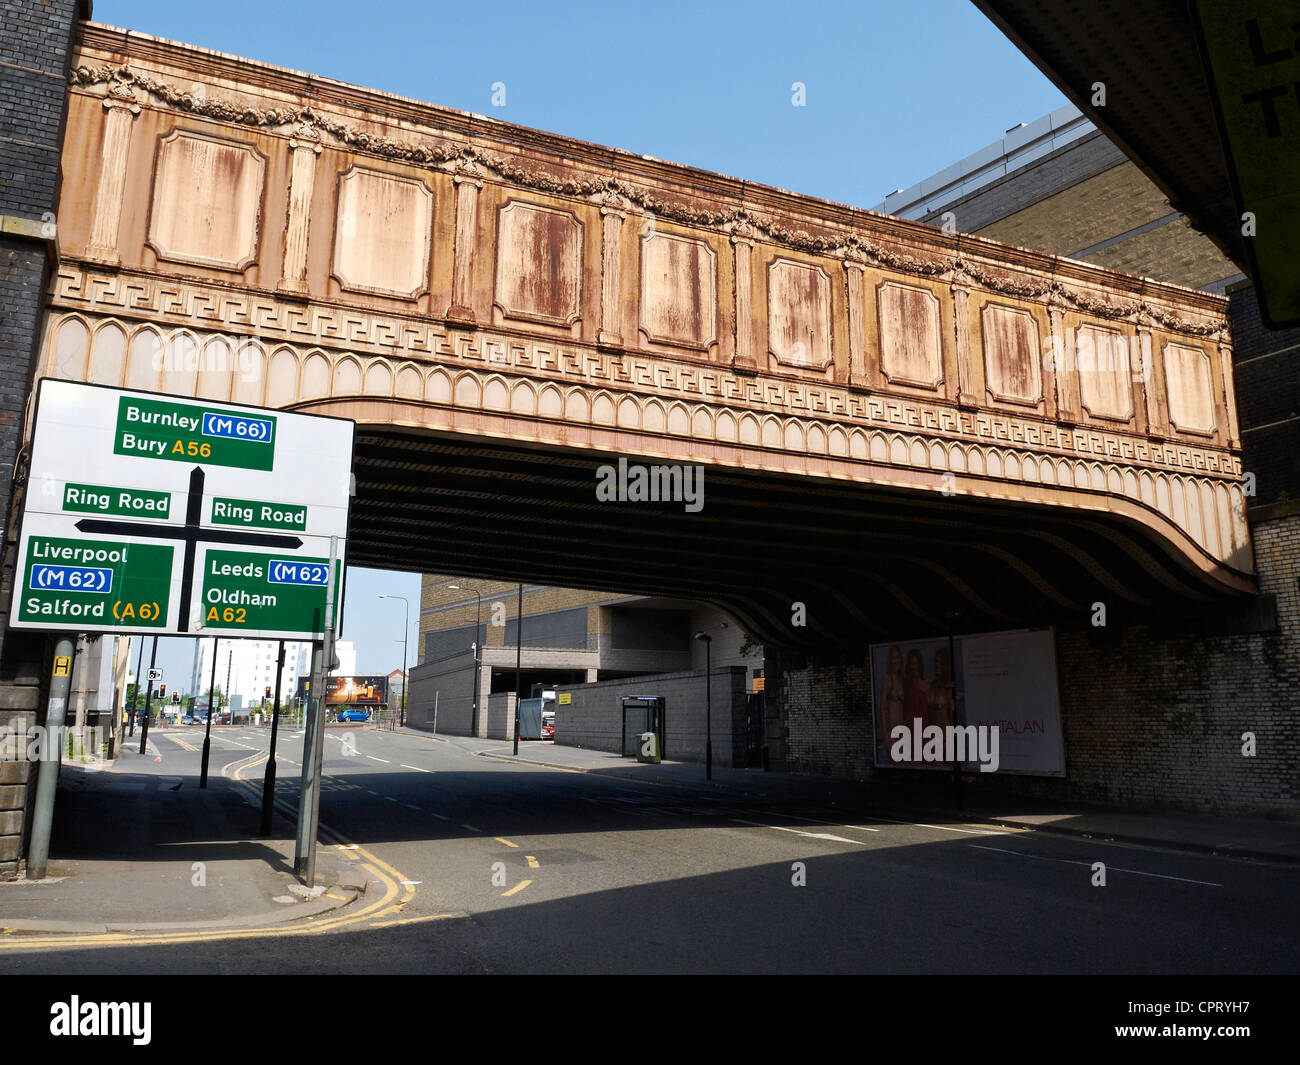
[{"x1": 5, "y1": 725, "x2": 1299, "y2": 974}]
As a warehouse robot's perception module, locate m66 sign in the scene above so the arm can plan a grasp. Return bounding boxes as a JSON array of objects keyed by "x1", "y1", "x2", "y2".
[{"x1": 11, "y1": 380, "x2": 354, "y2": 639}]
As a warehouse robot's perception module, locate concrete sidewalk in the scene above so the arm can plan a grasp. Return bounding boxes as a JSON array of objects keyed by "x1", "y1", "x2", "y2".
[
  {"x1": 444, "y1": 731, "x2": 1300, "y2": 863},
  {"x1": 0, "y1": 738, "x2": 360, "y2": 934}
]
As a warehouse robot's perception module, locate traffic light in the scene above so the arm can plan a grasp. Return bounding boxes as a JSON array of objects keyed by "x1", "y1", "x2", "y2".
[
  {"x1": 158, "y1": 685, "x2": 166, "y2": 699},
  {"x1": 265, "y1": 686, "x2": 272, "y2": 699},
  {"x1": 172, "y1": 691, "x2": 180, "y2": 703}
]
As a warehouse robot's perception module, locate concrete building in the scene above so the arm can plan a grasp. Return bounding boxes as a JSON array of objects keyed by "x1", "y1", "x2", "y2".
[
  {"x1": 409, "y1": 576, "x2": 762, "y2": 737},
  {"x1": 193, "y1": 637, "x2": 315, "y2": 708}
]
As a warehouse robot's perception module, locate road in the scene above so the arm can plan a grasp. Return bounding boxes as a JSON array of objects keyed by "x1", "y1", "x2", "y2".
[{"x1": 4, "y1": 725, "x2": 1299, "y2": 974}]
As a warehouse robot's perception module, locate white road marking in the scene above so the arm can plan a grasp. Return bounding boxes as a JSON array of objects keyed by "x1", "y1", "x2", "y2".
[
  {"x1": 968, "y1": 844, "x2": 1224, "y2": 887},
  {"x1": 366, "y1": 755, "x2": 390, "y2": 763},
  {"x1": 430, "y1": 813, "x2": 450, "y2": 821},
  {"x1": 400, "y1": 764, "x2": 431, "y2": 772},
  {"x1": 405, "y1": 804, "x2": 420, "y2": 811},
  {"x1": 730, "y1": 818, "x2": 866, "y2": 845},
  {"x1": 461, "y1": 823, "x2": 482, "y2": 832}
]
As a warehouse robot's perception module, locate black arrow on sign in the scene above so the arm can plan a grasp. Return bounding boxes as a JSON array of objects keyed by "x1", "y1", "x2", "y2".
[{"x1": 74, "y1": 466, "x2": 303, "y2": 631}]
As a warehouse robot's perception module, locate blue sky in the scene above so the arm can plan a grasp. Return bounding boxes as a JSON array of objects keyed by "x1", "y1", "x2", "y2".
[{"x1": 96, "y1": 0, "x2": 1066, "y2": 684}]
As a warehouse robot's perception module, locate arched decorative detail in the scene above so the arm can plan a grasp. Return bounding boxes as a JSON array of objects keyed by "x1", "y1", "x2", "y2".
[
  {"x1": 948, "y1": 443, "x2": 966, "y2": 472},
  {"x1": 849, "y1": 429, "x2": 868, "y2": 460},
  {"x1": 301, "y1": 351, "x2": 331, "y2": 399},
  {"x1": 667, "y1": 402, "x2": 691, "y2": 436},
  {"x1": 229, "y1": 338, "x2": 264, "y2": 406},
  {"x1": 333, "y1": 356, "x2": 363, "y2": 396},
  {"x1": 1155, "y1": 473, "x2": 1172, "y2": 518},
  {"x1": 1021, "y1": 455, "x2": 1037, "y2": 482},
  {"x1": 617, "y1": 396, "x2": 640, "y2": 429},
  {"x1": 1004, "y1": 452, "x2": 1021, "y2": 481},
  {"x1": 1140, "y1": 471, "x2": 1155, "y2": 508},
  {"x1": 511, "y1": 380, "x2": 537, "y2": 416},
  {"x1": 51, "y1": 315, "x2": 91, "y2": 381},
  {"x1": 538, "y1": 384, "x2": 563, "y2": 419},
  {"x1": 1200, "y1": 480, "x2": 1220, "y2": 558},
  {"x1": 395, "y1": 363, "x2": 422, "y2": 399},
  {"x1": 564, "y1": 387, "x2": 589, "y2": 422},
  {"x1": 1122, "y1": 469, "x2": 1137, "y2": 499},
  {"x1": 123, "y1": 325, "x2": 162, "y2": 393},
  {"x1": 967, "y1": 448, "x2": 985, "y2": 477},
  {"x1": 739, "y1": 412, "x2": 761, "y2": 445},
  {"x1": 644, "y1": 400, "x2": 667, "y2": 434},
  {"x1": 88, "y1": 319, "x2": 126, "y2": 387},
  {"x1": 717, "y1": 409, "x2": 739, "y2": 443},
  {"x1": 909, "y1": 438, "x2": 927, "y2": 468},
  {"x1": 888, "y1": 434, "x2": 907, "y2": 465},
  {"x1": 482, "y1": 375, "x2": 510, "y2": 412},
  {"x1": 364, "y1": 360, "x2": 393, "y2": 397},
  {"x1": 427, "y1": 368, "x2": 453, "y2": 405},
  {"x1": 985, "y1": 448, "x2": 1003, "y2": 479},
  {"x1": 929, "y1": 440, "x2": 947, "y2": 469},
  {"x1": 761, "y1": 415, "x2": 782, "y2": 449},
  {"x1": 591, "y1": 391, "x2": 616, "y2": 425},
  {"x1": 453, "y1": 371, "x2": 481, "y2": 407},
  {"x1": 807, "y1": 423, "x2": 827, "y2": 454}
]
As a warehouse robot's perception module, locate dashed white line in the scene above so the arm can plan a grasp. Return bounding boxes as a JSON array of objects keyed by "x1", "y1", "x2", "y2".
[
  {"x1": 460, "y1": 823, "x2": 482, "y2": 832},
  {"x1": 968, "y1": 844, "x2": 1224, "y2": 886},
  {"x1": 730, "y1": 818, "x2": 866, "y2": 845},
  {"x1": 400, "y1": 764, "x2": 431, "y2": 772},
  {"x1": 430, "y1": 813, "x2": 450, "y2": 821},
  {"x1": 366, "y1": 755, "x2": 390, "y2": 763},
  {"x1": 405, "y1": 804, "x2": 420, "y2": 811}
]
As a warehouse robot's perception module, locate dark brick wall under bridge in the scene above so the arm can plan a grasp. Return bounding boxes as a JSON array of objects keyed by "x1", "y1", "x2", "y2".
[
  {"x1": 0, "y1": 0, "x2": 86, "y2": 876},
  {"x1": 766, "y1": 509, "x2": 1300, "y2": 819}
]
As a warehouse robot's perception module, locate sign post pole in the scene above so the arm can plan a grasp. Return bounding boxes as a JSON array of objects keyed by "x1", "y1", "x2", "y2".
[
  {"x1": 27, "y1": 635, "x2": 76, "y2": 880},
  {"x1": 260, "y1": 639, "x2": 285, "y2": 836},
  {"x1": 200, "y1": 638, "x2": 218, "y2": 788},
  {"x1": 137, "y1": 636, "x2": 158, "y2": 755},
  {"x1": 294, "y1": 536, "x2": 337, "y2": 884}
]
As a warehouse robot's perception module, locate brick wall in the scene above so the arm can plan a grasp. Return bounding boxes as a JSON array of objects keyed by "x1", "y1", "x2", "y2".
[
  {"x1": 555, "y1": 666, "x2": 748, "y2": 767},
  {"x1": 0, "y1": 0, "x2": 85, "y2": 877},
  {"x1": 770, "y1": 513, "x2": 1300, "y2": 818}
]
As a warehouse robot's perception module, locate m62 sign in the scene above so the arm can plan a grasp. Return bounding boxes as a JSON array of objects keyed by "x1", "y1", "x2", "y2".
[{"x1": 11, "y1": 380, "x2": 354, "y2": 640}]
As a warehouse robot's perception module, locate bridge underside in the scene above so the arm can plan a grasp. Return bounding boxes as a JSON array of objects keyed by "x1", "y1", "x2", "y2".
[{"x1": 348, "y1": 424, "x2": 1245, "y2": 647}]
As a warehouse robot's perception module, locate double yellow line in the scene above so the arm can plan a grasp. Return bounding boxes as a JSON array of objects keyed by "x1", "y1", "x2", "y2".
[{"x1": 0, "y1": 751, "x2": 453, "y2": 952}]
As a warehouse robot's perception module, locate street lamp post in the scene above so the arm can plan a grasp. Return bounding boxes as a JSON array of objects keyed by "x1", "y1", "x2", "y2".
[
  {"x1": 378, "y1": 594, "x2": 410, "y2": 727},
  {"x1": 448, "y1": 584, "x2": 482, "y2": 736},
  {"x1": 694, "y1": 631, "x2": 713, "y2": 781}
]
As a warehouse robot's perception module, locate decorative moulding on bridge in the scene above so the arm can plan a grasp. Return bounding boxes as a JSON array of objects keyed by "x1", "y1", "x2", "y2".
[
  {"x1": 767, "y1": 258, "x2": 833, "y2": 371},
  {"x1": 1163, "y1": 342, "x2": 1217, "y2": 436},
  {"x1": 638, "y1": 232, "x2": 717, "y2": 351},
  {"x1": 980, "y1": 302, "x2": 1042, "y2": 406},
  {"x1": 493, "y1": 200, "x2": 583, "y2": 328},
  {"x1": 331, "y1": 166, "x2": 433, "y2": 300},
  {"x1": 146, "y1": 130, "x2": 265, "y2": 272},
  {"x1": 1076, "y1": 323, "x2": 1135, "y2": 423},
  {"x1": 877, "y1": 281, "x2": 942, "y2": 390}
]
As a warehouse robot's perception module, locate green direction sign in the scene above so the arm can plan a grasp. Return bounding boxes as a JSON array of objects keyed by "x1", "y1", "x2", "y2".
[
  {"x1": 62, "y1": 482, "x2": 170, "y2": 518},
  {"x1": 1194, "y1": 1, "x2": 1300, "y2": 326},
  {"x1": 201, "y1": 549, "x2": 340, "y2": 634},
  {"x1": 114, "y1": 395, "x2": 277, "y2": 471},
  {"x1": 211, "y1": 496, "x2": 308, "y2": 532},
  {"x1": 17, "y1": 536, "x2": 173, "y2": 628}
]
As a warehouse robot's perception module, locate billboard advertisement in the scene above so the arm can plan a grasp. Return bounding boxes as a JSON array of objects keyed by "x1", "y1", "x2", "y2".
[
  {"x1": 294, "y1": 674, "x2": 388, "y2": 706},
  {"x1": 870, "y1": 627, "x2": 1064, "y2": 775}
]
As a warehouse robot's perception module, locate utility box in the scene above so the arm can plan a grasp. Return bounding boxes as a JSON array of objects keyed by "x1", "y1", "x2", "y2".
[
  {"x1": 518, "y1": 697, "x2": 544, "y2": 740},
  {"x1": 636, "y1": 731, "x2": 661, "y2": 764}
]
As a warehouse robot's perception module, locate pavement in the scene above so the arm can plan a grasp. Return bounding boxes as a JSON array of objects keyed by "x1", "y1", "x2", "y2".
[
  {"x1": 0, "y1": 729, "x2": 363, "y2": 934},
  {"x1": 2, "y1": 723, "x2": 1297, "y2": 938}
]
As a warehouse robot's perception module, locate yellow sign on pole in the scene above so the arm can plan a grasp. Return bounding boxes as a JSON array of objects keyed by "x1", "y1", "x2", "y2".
[
  {"x1": 52, "y1": 656, "x2": 71, "y2": 677},
  {"x1": 1194, "y1": 1, "x2": 1300, "y2": 326}
]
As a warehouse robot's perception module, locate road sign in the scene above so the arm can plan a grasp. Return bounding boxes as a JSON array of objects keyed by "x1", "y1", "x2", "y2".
[
  {"x1": 148, "y1": 667, "x2": 163, "y2": 681},
  {"x1": 11, "y1": 380, "x2": 354, "y2": 639},
  {"x1": 52, "y1": 656, "x2": 71, "y2": 677},
  {"x1": 1193, "y1": 1, "x2": 1300, "y2": 326}
]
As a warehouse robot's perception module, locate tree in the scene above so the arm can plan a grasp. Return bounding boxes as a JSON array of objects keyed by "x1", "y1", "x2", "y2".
[{"x1": 125, "y1": 683, "x2": 142, "y2": 710}]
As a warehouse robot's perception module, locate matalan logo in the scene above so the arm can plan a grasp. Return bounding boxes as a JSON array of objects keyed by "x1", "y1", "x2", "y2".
[{"x1": 49, "y1": 997, "x2": 151, "y2": 1045}]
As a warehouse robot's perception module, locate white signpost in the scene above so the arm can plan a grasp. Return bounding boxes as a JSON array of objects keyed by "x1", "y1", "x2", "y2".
[{"x1": 11, "y1": 380, "x2": 354, "y2": 640}]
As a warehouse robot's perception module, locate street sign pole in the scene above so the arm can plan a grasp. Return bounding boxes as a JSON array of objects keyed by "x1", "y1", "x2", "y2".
[
  {"x1": 295, "y1": 536, "x2": 337, "y2": 884},
  {"x1": 137, "y1": 636, "x2": 158, "y2": 755},
  {"x1": 200, "y1": 637, "x2": 218, "y2": 788},
  {"x1": 129, "y1": 634, "x2": 144, "y2": 738},
  {"x1": 260, "y1": 639, "x2": 285, "y2": 835},
  {"x1": 27, "y1": 635, "x2": 76, "y2": 880}
]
